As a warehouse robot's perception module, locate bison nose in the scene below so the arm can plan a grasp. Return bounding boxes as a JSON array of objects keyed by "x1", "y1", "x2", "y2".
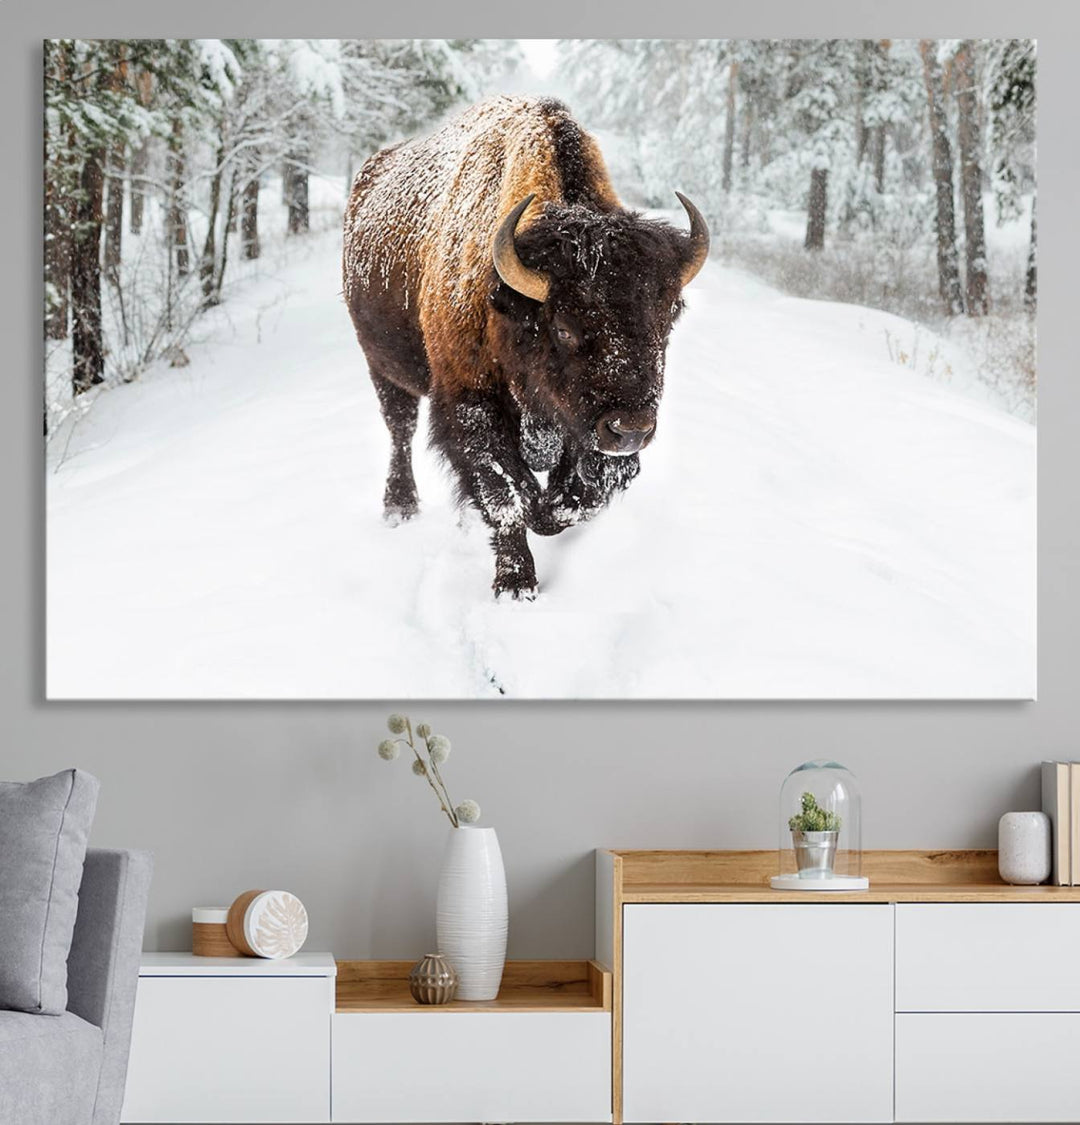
[{"x1": 596, "y1": 411, "x2": 656, "y2": 455}]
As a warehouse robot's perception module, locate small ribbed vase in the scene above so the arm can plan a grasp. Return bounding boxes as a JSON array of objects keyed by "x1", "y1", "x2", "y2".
[
  {"x1": 408, "y1": 953, "x2": 458, "y2": 1005},
  {"x1": 436, "y1": 826, "x2": 507, "y2": 1001}
]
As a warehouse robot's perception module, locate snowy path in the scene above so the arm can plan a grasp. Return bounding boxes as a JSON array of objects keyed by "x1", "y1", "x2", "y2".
[{"x1": 47, "y1": 227, "x2": 1035, "y2": 698}]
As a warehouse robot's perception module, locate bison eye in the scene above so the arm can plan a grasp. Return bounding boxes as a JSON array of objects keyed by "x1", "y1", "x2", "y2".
[{"x1": 552, "y1": 317, "x2": 581, "y2": 349}]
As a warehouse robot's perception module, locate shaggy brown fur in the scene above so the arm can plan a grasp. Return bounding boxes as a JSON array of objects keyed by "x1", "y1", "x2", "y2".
[{"x1": 343, "y1": 96, "x2": 704, "y2": 599}]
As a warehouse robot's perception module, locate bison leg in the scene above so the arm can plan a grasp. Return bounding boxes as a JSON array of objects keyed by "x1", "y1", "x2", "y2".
[
  {"x1": 431, "y1": 391, "x2": 544, "y2": 601},
  {"x1": 371, "y1": 371, "x2": 420, "y2": 525},
  {"x1": 543, "y1": 447, "x2": 641, "y2": 527}
]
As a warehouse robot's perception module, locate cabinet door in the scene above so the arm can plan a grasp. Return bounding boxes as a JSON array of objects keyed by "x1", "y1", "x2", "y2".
[
  {"x1": 896, "y1": 904, "x2": 1080, "y2": 1011},
  {"x1": 121, "y1": 976, "x2": 331, "y2": 1123},
  {"x1": 896, "y1": 1013, "x2": 1080, "y2": 1122},
  {"x1": 623, "y1": 904, "x2": 894, "y2": 1124},
  {"x1": 333, "y1": 1011, "x2": 611, "y2": 1123}
]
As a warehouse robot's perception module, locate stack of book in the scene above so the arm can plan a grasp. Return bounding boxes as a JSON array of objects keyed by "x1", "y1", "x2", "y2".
[{"x1": 1041, "y1": 760, "x2": 1080, "y2": 885}]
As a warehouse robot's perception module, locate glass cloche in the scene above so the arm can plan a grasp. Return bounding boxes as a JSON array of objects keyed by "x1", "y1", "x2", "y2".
[{"x1": 771, "y1": 760, "x2": 868, "y2": 891}]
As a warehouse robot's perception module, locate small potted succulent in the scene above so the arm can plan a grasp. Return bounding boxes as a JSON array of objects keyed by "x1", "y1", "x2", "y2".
[{"x1": 788, "y1": 792, "x2": 842, "y2": 877}]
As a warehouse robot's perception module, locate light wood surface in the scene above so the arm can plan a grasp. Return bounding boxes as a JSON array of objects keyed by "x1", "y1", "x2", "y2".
[
  {"x1": 191, "y1": 922, "x2": 240, "y2": 958},
  {"x1": 605, "y1": 848, "x2": 1080, "y2": 901},
  {"x1": 621, "y1": 883, "x2": 1080, "y2": 902},
  {"x1": 225, "y1": 888, "x2": 263, "y2": 956},
  {"x1": 336, "y1": 959, "x2": 611, "y2": 1013},
  {"x1": 613, "y1": 848, "x2": 1003, "y2": 886}
]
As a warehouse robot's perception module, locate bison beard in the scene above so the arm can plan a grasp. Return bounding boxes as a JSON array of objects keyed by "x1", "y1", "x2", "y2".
[{"x1": 343, "y1": 96, "x2": 707, "y2": 600}]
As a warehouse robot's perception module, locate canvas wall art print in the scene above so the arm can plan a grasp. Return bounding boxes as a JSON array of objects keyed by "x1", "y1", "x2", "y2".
[{"x1": 44, "y1": 39, "x2": 1036, "y2": 699}]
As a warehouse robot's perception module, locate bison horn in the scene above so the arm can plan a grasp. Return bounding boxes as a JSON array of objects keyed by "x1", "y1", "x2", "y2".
[
  {"x1": 676, "y1": 191, "x2": 709, "y2": 287},
  {"x1": 493, "y1": 194, "x2": 550, "y2": 303}
]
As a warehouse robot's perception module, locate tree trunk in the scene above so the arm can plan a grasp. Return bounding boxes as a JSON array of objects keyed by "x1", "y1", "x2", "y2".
[
  {"x1": 855, "y1": 48, "x2": 868, "y2": 164},
  {"x1": 71, "y1": 149, "x2": 106, "y2": 395},
  {"x1": 919, "y1": 40, "x2": 965, "y2": 316},
  {"x1": 242, "y1": 169, "x2": 260, "y2": 260},
  {"x1": 128, "y1": 69, "x2": 153, "y2": 235},
  {"x1": 200, "y1": 139, "x2": 225, "y2": 302},
  {"x1": 1025, "y1": 196, "x2": 1037, "y2": 312},
  {"x1": 44, "y1": 106, "x2": 71, "y2": 340},
  {"x1": 740, "y1": 98, "x2": 754, "y2": 169},
  {"x1": 871, "y1": 125, "x2": 886, "y2": 192},
  {"x1": 285, "y1": 151, "x2": 309, "y2": 235},
  {"x1": 104, "y1": 141, "x2": 125, "y2": 281},
  {"x1": 954, "y1": 41, "x2": 989, "y2": 317},
  {"x1": 44, "y1": 39, "x2": 73, "y2": 340},
  {"x1": 166, "y1": 118, "x2": 189, "y2": 277},
  {"x1": 129, "y1": 141, "x2": 148, "y2": 233},
  {"x1": 722, "y1": 61, "x2": 738, "y2": 193},
  {"x1": 215, "y1": 170, "x2": 237, "y2": 301},
  {"x1": 225, "y1": 171, "x2": 238, "y2": 233},
  {"x1": 805, "y1": 168, "x2": 828, "y2": 251}
]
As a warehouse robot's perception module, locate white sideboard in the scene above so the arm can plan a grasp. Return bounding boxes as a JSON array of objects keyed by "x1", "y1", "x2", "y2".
[
  {"x1": 600, "y1": 849, "x2": 1080, "y2": 1125},
  {"x1": 120, "y1": 953, "x2": 336, "y2": 1124}
]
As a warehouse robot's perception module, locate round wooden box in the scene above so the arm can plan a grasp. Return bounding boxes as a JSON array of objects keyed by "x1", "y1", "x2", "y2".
[
  {"x1": 226, "y1": 889, "x2": 309, "y2": 959},
  {"x1": 192, "y1": 906, "x2": 239, "y2": 957}
]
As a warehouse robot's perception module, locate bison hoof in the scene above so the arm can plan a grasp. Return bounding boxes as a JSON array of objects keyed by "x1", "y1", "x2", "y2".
[
  {"x1": 383, "y1": 502, "x2": 419, "y2": 527},
  {"x1": 494, "y1": 580, "x2": 539, "y2": 602}
]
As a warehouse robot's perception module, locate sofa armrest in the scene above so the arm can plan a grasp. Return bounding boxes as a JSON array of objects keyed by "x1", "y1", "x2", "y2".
[{"x1": 66, "y1": 848, "x2": 153, "y2": 1125}]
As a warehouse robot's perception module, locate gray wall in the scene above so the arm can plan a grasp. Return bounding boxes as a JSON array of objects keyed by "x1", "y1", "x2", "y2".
[{"x1": 4, "y1": 3, "x2": 1076, "y2": 959}]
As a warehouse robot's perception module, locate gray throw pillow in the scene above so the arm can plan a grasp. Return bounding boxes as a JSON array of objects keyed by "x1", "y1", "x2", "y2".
[{"x1": 0, "y1": 769, "x2": 100, "y2": 1014}]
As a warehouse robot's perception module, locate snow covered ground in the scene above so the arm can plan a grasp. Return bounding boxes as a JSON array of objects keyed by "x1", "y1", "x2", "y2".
[{"x1": 46, "y1": 219, "x2": 1035, "y2": 699}]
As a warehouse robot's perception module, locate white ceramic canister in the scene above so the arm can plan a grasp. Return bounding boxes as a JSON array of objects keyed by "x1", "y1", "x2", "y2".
[{"x1": 998, "y1": 811, "x2": 1052, "y2": 885}]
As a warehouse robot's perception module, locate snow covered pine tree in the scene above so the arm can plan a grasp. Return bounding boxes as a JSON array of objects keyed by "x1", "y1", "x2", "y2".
[{"x1": 343, "y1": 96, "x2": 709, "y2": 600}]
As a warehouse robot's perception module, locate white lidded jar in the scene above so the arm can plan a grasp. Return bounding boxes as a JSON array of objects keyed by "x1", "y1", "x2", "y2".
[
  {"x1": 436, "y1": 826, "x2": 507, "y2": 1001},
  {"x1": 191, "y1": 906, "x2": 236, "y2": 957}
]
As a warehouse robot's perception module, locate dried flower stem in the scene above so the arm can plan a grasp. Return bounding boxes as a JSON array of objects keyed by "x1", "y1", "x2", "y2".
[
  {"x1": 402, "y1": 717, "x2": 458, "y2": 827},
  {"x1": 426, "y1": 753, "x2": 458, "y2": 825}
]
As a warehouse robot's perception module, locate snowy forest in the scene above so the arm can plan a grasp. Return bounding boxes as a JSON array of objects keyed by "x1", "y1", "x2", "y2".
[
  {"x1": 44, "y1": 39, "x2": 1035, "y2": 435},
  {"x1": 45, "y1": 40, "x2": 1036, "y2": 700}
]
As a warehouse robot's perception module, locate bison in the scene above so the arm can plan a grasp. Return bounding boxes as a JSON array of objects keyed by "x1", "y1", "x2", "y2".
[{"x1": 343, "y1": 95, "x2": 708, "y2": 599}]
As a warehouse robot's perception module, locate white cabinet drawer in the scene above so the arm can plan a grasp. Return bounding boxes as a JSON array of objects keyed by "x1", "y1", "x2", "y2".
[
  {"x1": 332, "y1": 1011, "x2": 611, "y2": 1122},
  {"x1": 623, "y1": 904, "x2": 894, "y2": 1123},
  {"x1": 896, "y1": 904, "x2": 1080, "y2": 1011},
  {"x1": 896, "y1": 1013, "x2": 1080, "y2": 1122},
  {"x1": 121, "y1": 976, "x2": 332, "y2": 1123}
]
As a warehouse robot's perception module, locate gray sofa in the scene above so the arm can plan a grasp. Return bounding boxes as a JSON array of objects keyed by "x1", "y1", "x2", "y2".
[{"x1": 0, "y1": 848, "x2": 153, "y2": 1125}]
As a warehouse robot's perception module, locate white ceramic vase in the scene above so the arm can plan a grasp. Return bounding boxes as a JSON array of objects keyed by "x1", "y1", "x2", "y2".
[
  {"x1": 998, "y1": 811, "x2": 1052, "y2": 885},
  {"x1": 436, "y1": 826, "x2": 507, "y2": 1001}
]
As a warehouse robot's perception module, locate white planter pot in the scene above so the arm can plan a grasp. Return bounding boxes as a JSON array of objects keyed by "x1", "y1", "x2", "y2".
[{"x1": 435, "y1": 826, "x2": 508, "y2": 1001}]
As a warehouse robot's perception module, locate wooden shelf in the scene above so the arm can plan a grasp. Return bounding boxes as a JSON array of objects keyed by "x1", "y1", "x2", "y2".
[
  {"x1": 335, "y1": 959, "x2": 611, "y2": 1013},
  {"x1": 622, "y1": 883, "x2": 1080, "y2": 903},
  {"x1": 605, "y1": 849, "x2": 1080, "y2": 903}
]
